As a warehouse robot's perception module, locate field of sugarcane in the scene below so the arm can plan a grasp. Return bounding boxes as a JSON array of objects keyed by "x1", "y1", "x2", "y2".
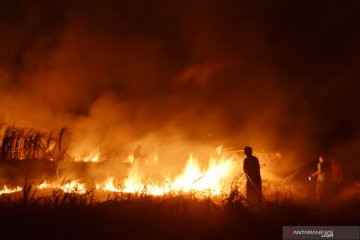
[
  {"x1": 0, "y1": 124, "x2": 358, "y2": 239},
  {"x1": 0, "y1": 124, "x2": 70, "y2": 162},
  {"x1": 0, "y1": 178, "x2": 358, "y2": 240},
  {"x1": 0, "y1": 125, "x2": 73, "y2": 186}
]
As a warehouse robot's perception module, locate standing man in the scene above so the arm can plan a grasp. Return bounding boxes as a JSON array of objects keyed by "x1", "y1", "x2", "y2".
[
  {"x1": 310, "y1": 155, "x2": 329, "y2": 203},
  {"x1": 243, "y1": 146, "x2": 262, "y2": 204},
  {"x1": 133, "y1": 144, "x2": 147, "y2": 165}
]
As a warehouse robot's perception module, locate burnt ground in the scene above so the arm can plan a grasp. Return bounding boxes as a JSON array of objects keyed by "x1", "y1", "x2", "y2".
[
  {"x1": 0, "y1": 160, "x2": 131, "y2": 186},
  {"x1": 0, "y1": 160, "x2": 359, "y2": 239},
  {"x1": 0, "y1": 191, "x2": 358, "y2": 240}
]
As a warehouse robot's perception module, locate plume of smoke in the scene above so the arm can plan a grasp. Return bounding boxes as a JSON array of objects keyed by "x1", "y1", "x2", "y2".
[{"x1": 0, "y1": 0, "x2": 359, "y2": 185}]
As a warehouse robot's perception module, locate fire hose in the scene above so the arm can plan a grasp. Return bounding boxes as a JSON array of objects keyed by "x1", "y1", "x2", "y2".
[{"x1": 243, "y1": 172, "x2": 270, "y2": 204}]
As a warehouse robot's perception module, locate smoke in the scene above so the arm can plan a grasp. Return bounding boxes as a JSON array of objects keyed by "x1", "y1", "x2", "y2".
[{"x1": 0, "y1": 0, "x2": 359, "y2": 181}]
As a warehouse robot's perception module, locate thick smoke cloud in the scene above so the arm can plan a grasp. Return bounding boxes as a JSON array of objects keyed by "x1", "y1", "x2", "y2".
[{"x1": 0, "y1": 0, "x2": 359, "y2": 178}]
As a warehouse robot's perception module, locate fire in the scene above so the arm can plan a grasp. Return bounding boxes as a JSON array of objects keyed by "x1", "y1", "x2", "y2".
[
  {"x1": 38, "y1": 181, "x2": 54, "y2": 189},
  {"x1": 179, "y1": 154, "x2": 234, "y2": 195},
  {"x1": 0, "y1": 185, "x2": 23, "y2": 196},
  {"x1": 60, "y1": 180, "x2": 86, "y2": 194},
  {"x1": 126, "y1": 154, "x2": 135, "y2": 164},
  {"x1": 2, "y1": 146, "x2": 239, "y2": 198},
  {"x1": 168, "y1": 150, "x2": 235, "y2": 195},
  {"x1": 171, "y1": 155, "x2": 203, "y2": 193},
  {"x1": 75, "y1": 147, "x2": 100, "y2": 163},
  {"x1": 103, "y1": 177, "x2": 121, "y2": 192},
  {"x1": 103, "y1": 146, "x2": 237, "y2": 196},
  {"x1": 37, "y1": 180, "x2": 87, "y2": 194},
  {"x1": 153, "y1": 154, "x2": 159, "y2": 163}
]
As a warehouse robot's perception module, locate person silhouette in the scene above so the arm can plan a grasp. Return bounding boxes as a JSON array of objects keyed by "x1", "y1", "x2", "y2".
[
  {"x1": 243, "y1": 146, "x2": 262, "y2": 204},
  {"x1": 133, "y1": 144, "x2": 147, "y2": 165},
  {"x1": 310, "y1": 155, "x2": 329, "y2": 203}
]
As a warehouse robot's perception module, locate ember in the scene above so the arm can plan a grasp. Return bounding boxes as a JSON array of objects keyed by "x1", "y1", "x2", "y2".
[
  {"x1": 74, "y1": 147, "x2": 100, "y2": 163},
  {"x1": 0, "y1": 185, "x2": 22, "y2": 196},
  {"x1": 0, "y1": 146, "x2": 240, "y2": 198}
]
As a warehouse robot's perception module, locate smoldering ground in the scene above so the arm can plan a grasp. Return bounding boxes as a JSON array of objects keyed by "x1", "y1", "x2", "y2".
[{"x1": 0, "y1": 0, "x2": 359, "y2": 183}]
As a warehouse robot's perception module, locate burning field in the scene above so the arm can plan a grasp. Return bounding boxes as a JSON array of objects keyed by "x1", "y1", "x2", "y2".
[
  {"x1": 1, "y1": 0, "x2": 360, "y2": 239},
  {"x1": 0, "y1": 125, "x2": 359, "y2": 240},
  {"x1": 0, "y1": 125, "x2": 248, "y2": 198},
  {"x1": 0, "y1": 124, "x2": 289, "y2": 200}
]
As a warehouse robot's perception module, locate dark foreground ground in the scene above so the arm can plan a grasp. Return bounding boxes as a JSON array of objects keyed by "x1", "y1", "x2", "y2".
[{"x1": 0, "y1": 190, "x2": 359, "y2": 240}]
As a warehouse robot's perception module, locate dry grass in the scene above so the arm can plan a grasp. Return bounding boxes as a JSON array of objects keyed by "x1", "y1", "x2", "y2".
[
  {"x1": 0, "y1": 124, "x2": 358, "y2": 239},
  {"x1": 0, "y1": 177, "x2": 358, "y2": 240},
  {"x1": 0, "y1": 124, "x2": 70, "y2": 162}
]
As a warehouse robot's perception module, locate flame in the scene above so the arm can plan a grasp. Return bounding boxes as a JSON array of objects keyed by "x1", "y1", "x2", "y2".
[
  {"x1": 154, "y1": 154, "x2": 159, "y2": 163},
  {"x1": 75, "y1": 147, "x2": 100, "y2": 163},
  {"x1": 60, "y1": 180, "x2": 87, "y2": 194},
  {"x1": 37, "y1": 180, "x2": 87, "y2": 194},
  {"x1": 121, "y1": 163, "x2": 147, "y2": 194},
  {"x1": 38, "y1": 181, "x2": 54, "y2": 189},
  {"x1": 216, "y1": 145, "x2": 223, "y2": 156},
  {"x1": 103, "y1": 177, "x2": 121, "y2": 192},
  {"x1": 126, "y1": 154, "x2": 135, "y2": 163},
  {"x1": 103, "y1": 146, "x2": 237, "y2": 196},
  {"x1": 1, "y1": 146, "x2": 238, "y2": 198},
  {"x1": 171, "y1": 151, "x2": 235, "y2": 195},
  {"x1": 0, "y1": 185, "x2": 23, "y2": 196},
  {"x1": 46, "y1": 142, "x2": 56, "y2": 153},
  {"x1": 172, "y1": 153, "x2": 235, "y2": 195}
]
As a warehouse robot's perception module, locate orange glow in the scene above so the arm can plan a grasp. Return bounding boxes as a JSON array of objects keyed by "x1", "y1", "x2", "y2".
[
  {"x1": 37, "y1": 180, "x2": 87, "y2": 194},
  {"x1": 74, "y1": 147, "x2": 100, "y2": 163},
  {"x1": 1, "y1": 146, "x2": 243, "y2": 198},
  {"x1": 126, "y1": 154, "x2": 135, "y2": 164},
  {"x1": 60, "y1": 180, "x2": 86, "y2": 194},
  {"x1": 0, "y1": 185, "x2": 22, "y2": 196},
  {"x1": 103, "y1": 146, "x2": 237, "y2": 196},
  {"x1": 38, "y1": 181, "x2": 54, "y2": 189},
  {"x1": 103, "y1": 177, "x2": 121, "y2": 192}
]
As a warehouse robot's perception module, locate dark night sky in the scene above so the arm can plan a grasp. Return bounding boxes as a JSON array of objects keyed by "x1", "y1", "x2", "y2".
[{"x1": 0, "y1": 0, "x2": 359, "y2": 173}]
